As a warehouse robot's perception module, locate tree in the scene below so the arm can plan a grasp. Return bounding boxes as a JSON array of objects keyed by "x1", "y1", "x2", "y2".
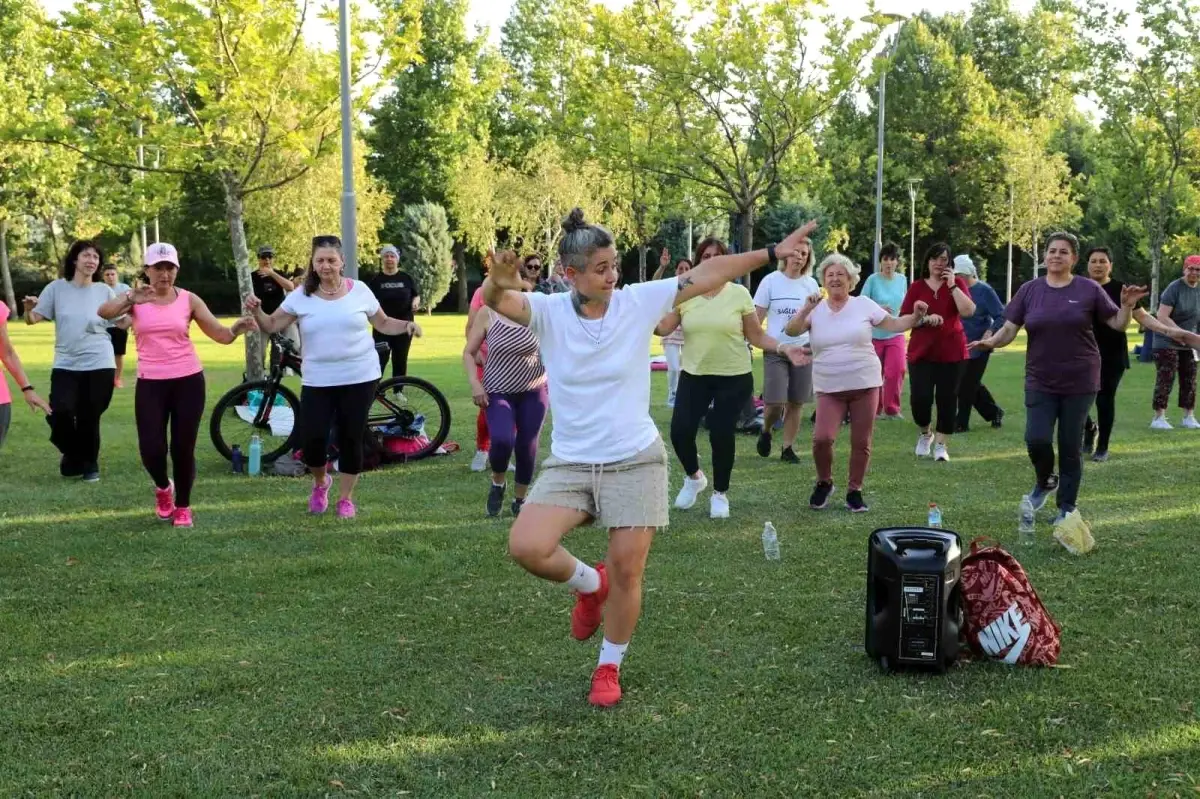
[
  {"x1": 397, "y1": 203, "x2": 454, "y2": 312},
  {"x1": 244, "y1": 135, "x2": 392, "y2": 270},
  {"x1": 1083, "y1": 0, "x2": 1200, "y2": 307},
  {"x1": 593, "y1": 0, "x2": 877, "y2": 254},
  {"x1": 32, "y1": 0, "x2": 419, "y2": 377}
]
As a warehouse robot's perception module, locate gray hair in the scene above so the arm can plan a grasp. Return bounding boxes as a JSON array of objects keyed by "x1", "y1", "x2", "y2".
[
  {"x1": 558, "y1": 208, "x2": 614, "y2": 272},
  {"x1": 818, "y1": 253, "x2": 861, "y2": 290}
]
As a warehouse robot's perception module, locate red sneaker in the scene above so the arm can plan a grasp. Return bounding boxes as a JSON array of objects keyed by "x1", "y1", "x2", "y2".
[
  {"x1": 154, "y1": 481, "x2": 176, "y2": 521},
  {"x1": 570, "y1": 563, "x2": 609, "y2": 641},
  {"x1": 588, "y1": 663, "x2": 622, "y2": 707}
]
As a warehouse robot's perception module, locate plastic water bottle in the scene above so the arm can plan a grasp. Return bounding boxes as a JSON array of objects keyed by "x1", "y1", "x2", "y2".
[
  {"x1": 1018, "y1": 496, "x2": 1036, "y2": 545},
  {"x1": 231, "y1": 445, "x2": 244, "y2": 474},
  {"x1": 248, "y1": 435, "x2": 262, "y2": 476},
  {"x1": 762, "y1": 522, "x2": 780, "y2": 561},
  {"x1": 927, "y1": 503, "x2": 943, "y2": 528}
]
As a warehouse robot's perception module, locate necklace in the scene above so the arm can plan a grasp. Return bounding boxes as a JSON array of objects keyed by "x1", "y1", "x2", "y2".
[
  {"x1": 319, "y1": 279, "x2": 345, "y2": 296},
  {"x1": 572, "y1": 294, "x2": 607, "y2": 344}
]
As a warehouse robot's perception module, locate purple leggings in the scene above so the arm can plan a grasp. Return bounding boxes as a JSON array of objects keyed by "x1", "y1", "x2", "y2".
[{"x1": 485, "y1": 384, "x2": 548, "y2": 485}]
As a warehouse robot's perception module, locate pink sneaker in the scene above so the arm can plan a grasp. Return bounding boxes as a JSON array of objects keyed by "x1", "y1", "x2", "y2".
[
  {"x1": 335, "y1": 498, "x2": 356, "y2": 519},
  {"x1": 172, "y1": 507, "x2": 193, "y2": 528},
  {"x1": 308, "y1": 476, "x2": 332, "y2": 514},
  {"x1": 154, "y1": 481, "x2": 176, "y2": 521}
]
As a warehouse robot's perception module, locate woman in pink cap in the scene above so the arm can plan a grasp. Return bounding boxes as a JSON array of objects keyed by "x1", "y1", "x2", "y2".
[{"x1": 100, "y1": 242, "x2": 257, "y2": 528}]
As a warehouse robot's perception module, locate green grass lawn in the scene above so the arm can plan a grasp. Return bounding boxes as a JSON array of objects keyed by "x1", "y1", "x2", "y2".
[{"x1": 2, "y1": 314, "x2": 1198, "y2": 797}]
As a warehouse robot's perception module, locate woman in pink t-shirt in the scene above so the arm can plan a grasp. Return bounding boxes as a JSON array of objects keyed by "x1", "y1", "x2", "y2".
[
  {"x1": 0, "y1": 302, "x2": 51, "y2": 448},
  {"x1": 785, "y1": 254, "x2": 928, "y2": 513},
  {"x1": 100, "y1": 242, "x2": 256, "y2": 528}
]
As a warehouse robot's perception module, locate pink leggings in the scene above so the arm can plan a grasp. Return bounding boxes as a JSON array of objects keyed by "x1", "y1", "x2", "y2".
[
  {"x1": 813, "y1": 388, "x2": 880, "y2": 491},
  {"x1": 872, "y1": 336, "x2": 906, "y2": 416}
]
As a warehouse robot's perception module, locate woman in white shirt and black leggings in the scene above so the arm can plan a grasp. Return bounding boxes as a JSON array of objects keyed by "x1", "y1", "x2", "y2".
[
  {"x1": 482, "y1": 208, "x2": 816, "y2": 708},
  {"x1": 247, "y1": 235, "x2": 421, "y2": 519}
]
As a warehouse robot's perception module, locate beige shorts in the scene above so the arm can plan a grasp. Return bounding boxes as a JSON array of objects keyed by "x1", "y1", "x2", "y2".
[{"x1": 527, "y1": 437, "x2": 670, "y2": 530}]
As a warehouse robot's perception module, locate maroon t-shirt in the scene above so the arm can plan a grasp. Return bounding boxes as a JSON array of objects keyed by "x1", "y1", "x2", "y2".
[
  {"x1": 901, "y1": 276, "x2": 971, "y2": 363},
  {"x1": 1005, "y1": 276, "x2": 1120, "y2": 395}
]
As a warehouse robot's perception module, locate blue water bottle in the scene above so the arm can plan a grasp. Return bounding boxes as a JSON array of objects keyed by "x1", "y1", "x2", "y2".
[
  {"x1": 927, "y1": 502, "x2": 943, "y2": 528},
  {"x1": 248, "y1": 435, "x2": 262, "y2": 476},
  {"x1": 231, "y1": 444, "x2": 244, "y2": 474}
]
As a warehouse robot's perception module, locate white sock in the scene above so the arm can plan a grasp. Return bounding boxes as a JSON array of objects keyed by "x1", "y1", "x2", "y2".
[
  {"x1": 565, "y1": 559, "x2": 601, "y2": 594},
  {"x1": 598, "y1": 638, "x2": 628, "y2": 668}
]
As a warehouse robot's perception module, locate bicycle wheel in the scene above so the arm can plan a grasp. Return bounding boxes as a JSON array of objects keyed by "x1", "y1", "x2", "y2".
[
  {"x1": 210, "y1": 380, "x2": 302, "y2": 462},
  {"x1": 370, "y1": 376, "x2": 452, "y2": 462}
]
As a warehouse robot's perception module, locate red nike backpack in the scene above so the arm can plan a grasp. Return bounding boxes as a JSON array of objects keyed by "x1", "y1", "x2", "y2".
[{"x1": 960, "y1": 539, "x2": 1061, "y2": 666}]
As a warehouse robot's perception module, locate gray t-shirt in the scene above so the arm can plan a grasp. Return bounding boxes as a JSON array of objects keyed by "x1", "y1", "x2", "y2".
[
  {"x1": 33, "y1": 279, "x2": 117, "y2": 371},
  {"x1": 1153, "y1": 278, "x2": 1200, "y2": 350}
]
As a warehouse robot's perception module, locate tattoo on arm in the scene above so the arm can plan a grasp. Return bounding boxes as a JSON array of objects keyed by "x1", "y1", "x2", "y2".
[{"x1": 677, "y1": 275, "x2": 694, "y2": 292}]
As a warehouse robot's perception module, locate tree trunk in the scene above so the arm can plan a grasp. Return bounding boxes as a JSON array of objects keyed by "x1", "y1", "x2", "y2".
[
  {"x1": 1150, "y1": 241, "x2": 1162, "y2": 313},
  {"x1": 454, "y1": 240, "x2": 468, "y2": 313},
  {"x1": 739, "y1": 207, "x2": 754, "y2": 254},
  {"x1": 222, "y1": 171, "x2": 264, "y2": 380},
  {"x1": 1, "y1": 219, "x2": 15, "y2": 316},
  {"x1": 637, "y1": 244, "x2": 647, "y2": 284}
]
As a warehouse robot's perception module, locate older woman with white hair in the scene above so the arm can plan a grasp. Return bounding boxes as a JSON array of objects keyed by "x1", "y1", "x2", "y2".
[{"x1": 785, "y1": 254, "x2": 928, "y2": 513}]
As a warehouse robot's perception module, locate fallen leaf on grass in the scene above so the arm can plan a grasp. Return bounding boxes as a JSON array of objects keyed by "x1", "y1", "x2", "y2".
[
  {"x1": 65, "y1": 557, "x2": 79, "y2": 566},
  {"x1": 328, "y1": 780, "x2": 344, "y2": 789}
]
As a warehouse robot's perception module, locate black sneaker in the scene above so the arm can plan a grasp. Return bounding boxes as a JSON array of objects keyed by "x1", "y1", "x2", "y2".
[
  {"x1": 780, "y1": 446, "x2": 800, "y2": 464},
  {"x1": 511, "y1": 497, "x2": 525, "y2": 517},
  {"x1": 1028, "y1": 473, "x2": 1059, "y2": 511},
  {"x1": 846, "y1": 490, "x2": 869, "y2": 513},
  {"x1": 991, "y1": 410, "x2": 1004, "y2": 429},
  {"x1": 809, "y1": 481, "x2": 834, "y2": 510},
  {"x1": 1091, "y1": 450, "x2": 1109, "y2": 463},
  {"x1": 1083, "y1": 419, "x2": 1096, "y2": 455},
  {"x1": 487, "y1": 482, "x2": 506, "y2": 517},
  {"x1": 756, "y1": 432, "x2": 772, "y2": 458},
  {"x1": 81, "y1": 464, "x2": 100, "y2": 483}
]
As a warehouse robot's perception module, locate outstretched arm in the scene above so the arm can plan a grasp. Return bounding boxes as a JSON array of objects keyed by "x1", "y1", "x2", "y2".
[
  {"x1": 191, "y1": 294, "x2": 255, "y2": 344},
  {"x1": 969, "y1": 320, "x2": 1021, "y2": 352},
  {"x1": 244, "y1": 295, "x2": 298, "y2": 334},
  {"x1": 481, "y1": 251, "x2": 532, "y2": 326},
  {"x1": 876, "y1": 301, "x2": 929, "y2": 333},
  {"x1": 675, "y1": 221, "x2": 817, "y2": 306}
]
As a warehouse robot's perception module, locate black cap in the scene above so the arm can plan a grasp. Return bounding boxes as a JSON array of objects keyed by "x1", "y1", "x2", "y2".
[{"x1": 257, "y1": 246, "x2": 275, "y2": 258}]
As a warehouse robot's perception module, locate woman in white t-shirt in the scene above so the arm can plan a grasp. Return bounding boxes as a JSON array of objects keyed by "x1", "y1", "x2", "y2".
[
  {"x1": 246, "y1": 235, "x2": 421, "y2": 519},
  {"x1": 753, "y1": 239, "x2": 820, "y2": 463},
  {"x1": 651, "y1": 248, "x2": 691, "y2": 408},
  {"x1": 785, "y1": 254, "x2": 928, "y2": 513},
  {"x1": 482, "y1": 208, "x2": 817, "y2": 708}
]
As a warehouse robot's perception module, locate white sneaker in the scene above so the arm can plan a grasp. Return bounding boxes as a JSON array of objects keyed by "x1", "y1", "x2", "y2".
[
  {"x1": 933, "y1": 443, "x2": 950, "y2": 462},
  {"x1": 915, "y1": 434, "x2": 933, "y2": 457},
  {"x1": 1150, "y1": 416, "x2": 1173, "y2": 430},
  {"x1": 674, "y1": 473, "x2": 708, "y2": 509},
  {"x1": 508, "y1": 462, "x2": 516, "y2": 472},
  {"x1": 1182, "y1": 414, "x2": 1200, "y2": 430},
  {"x1": 709, "y1": 492, "x2": 730, "y2": 519},
  {"x1": 470, "y1": 450, "x2": 489, "y2": 471}
]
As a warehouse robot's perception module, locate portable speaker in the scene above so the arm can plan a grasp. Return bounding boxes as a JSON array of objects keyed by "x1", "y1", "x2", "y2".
[{"x1": 865, "y1": 527, "x2": 963, "y2": 673}]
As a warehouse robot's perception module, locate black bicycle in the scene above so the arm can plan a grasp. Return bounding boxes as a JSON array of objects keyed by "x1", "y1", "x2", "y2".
[{"x1": 210, "y1": 333, "x2": 451, "y2": 464}]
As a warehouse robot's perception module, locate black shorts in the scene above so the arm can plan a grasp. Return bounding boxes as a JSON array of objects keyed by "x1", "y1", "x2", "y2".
[{"x1": 108, "y1": 327, "x2": 128, "y2": 356}]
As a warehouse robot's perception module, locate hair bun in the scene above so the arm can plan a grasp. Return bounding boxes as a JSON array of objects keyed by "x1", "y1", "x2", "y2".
[{"x1": 562, "y1": 208, "x2": 588, "y2": 234}]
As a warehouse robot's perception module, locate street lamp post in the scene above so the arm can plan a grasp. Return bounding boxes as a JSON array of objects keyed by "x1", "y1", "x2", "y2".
[
  {"x1": 1006, "y1": 182, "x2": 1014, "y2": 302},
  {"x1": 338, "y1": 0, "x2": 358, "y2": 278},
  {"x1": 870, "y1": 15, "x2": 907, "y2": 274}
]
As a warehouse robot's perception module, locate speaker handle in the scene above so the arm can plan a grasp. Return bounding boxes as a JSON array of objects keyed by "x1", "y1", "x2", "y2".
[{"x1": 889, "y1": 535, "x2": 947, "y2": 555}]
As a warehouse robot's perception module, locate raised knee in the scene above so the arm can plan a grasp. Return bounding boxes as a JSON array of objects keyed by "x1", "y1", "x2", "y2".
[{"x1": 507, "y1": 527, "x2": 548, "y2": 566}]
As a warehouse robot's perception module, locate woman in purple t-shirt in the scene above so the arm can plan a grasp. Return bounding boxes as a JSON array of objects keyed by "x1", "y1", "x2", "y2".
[{"x1": 970, "y1": 232, "x2": 1138, "y2": 527}]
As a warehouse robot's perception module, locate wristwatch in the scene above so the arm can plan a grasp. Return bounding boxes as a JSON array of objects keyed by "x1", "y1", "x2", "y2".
[
  {"x1": 766, "y1": 244, "x2": 777, "y2": 266},
  {"x1": 20, "y1": 385, "x2": 34, "y2": 393}
]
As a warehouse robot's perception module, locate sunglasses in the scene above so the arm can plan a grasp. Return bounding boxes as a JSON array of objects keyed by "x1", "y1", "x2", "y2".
[{"x1": 312, "y1": 235, "x2": 342, "y2": 248}]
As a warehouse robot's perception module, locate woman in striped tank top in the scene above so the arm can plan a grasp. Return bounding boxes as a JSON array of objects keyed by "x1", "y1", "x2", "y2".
[{"x1": 463, "y1": 281, "x2": 548, "y2": 518}]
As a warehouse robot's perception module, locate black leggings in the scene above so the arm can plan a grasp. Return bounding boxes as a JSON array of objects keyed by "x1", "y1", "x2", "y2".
[
  {"x1": 1026, "y1": 390, "x2": 1096, "y2": 511},
  {"x1": 135, "y1": 372, "x2": 206, "y2": 507},
  {"x1": 299, "y1": 380, "x2": 377, "y2": 475},
  {"x1": 670, "y1": 371, "x2": 753, "y2": 493},
  {"x1": 909, "y1": 361, "x2": 965, "y2": 435},
  {"x1": 49, "y1": 368, "x2": 116, "y2": 471},
  {"x1": 1087, "y1": 359, "x2": 1126, "y2": 453},
  {"x1": 375, "y1": 331, "x2": 413, "y2": 380}
]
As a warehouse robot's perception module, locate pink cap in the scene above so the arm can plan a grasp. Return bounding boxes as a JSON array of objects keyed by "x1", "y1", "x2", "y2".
[
  {"x1": 1185, "y1": 255, "x2": 1200, "y2": 268},
  {"x1": 144, "y1": 242, "x2": 180, "y2": 267}
]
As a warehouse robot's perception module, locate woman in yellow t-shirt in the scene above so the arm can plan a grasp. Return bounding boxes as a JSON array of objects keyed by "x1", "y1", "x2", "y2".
[{"x1": 655, "y1": 237, "x2": 810, "y2": 519}]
